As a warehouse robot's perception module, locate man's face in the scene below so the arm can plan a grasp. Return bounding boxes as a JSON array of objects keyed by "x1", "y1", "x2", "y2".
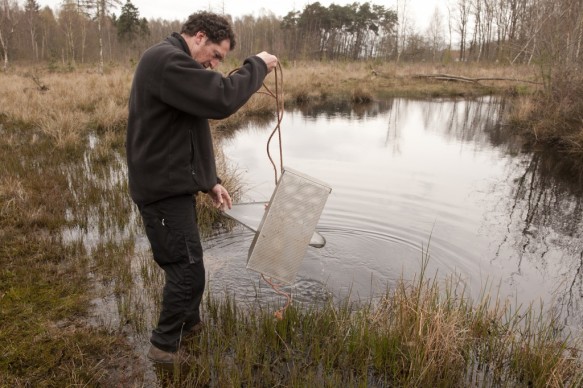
[{"x1": 192, "y1": 33, "x2": 230, "y2": 70}]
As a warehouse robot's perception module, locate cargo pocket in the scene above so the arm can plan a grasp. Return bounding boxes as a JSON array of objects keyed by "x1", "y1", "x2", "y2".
[
  {"x1": 144, "y1": 216, "x2": 182, "y2": 266},
  {"x1": 143, "y1": 214, "x2": 203, "y2": 266},
  {"x1": 184, "y1": 234, "x2": 203, "y2": 265}
]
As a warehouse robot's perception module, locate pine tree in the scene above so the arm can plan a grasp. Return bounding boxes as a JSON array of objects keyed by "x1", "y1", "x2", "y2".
[{"x1": 116, "y1": 0, "x2": 148, "y2": 43}]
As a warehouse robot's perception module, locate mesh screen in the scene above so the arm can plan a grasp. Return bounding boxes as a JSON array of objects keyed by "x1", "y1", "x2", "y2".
[{"x1": 246, "y1": 168, "x2": 332, "y2": 284}]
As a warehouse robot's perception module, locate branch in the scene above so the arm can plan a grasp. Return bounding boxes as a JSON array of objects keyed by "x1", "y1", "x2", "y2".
[{"x1": 30, "y1": 74, "x2": 49, "y2": 91}]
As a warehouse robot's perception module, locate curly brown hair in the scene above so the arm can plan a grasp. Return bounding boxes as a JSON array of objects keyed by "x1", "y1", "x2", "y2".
[{"x1": 181, "y1": 12, "x2": 236, "y2": 50}]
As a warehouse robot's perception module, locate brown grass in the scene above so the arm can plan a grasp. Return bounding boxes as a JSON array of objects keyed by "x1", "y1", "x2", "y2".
[
  {"x1": 0, "y1": 61, "x2": 538, "y2": 146},
  {"x1": 252, "y1": 61, "x2": 540, "y2": 104},
  {"x1": 0, "y1": 69, "x2": 130, "y2": 148}
]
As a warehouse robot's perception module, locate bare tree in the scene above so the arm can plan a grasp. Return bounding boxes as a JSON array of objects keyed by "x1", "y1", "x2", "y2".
[
  {"x1": 481, "y1": 0, "x2": 496, "y2": 60},
  {"x1": 0, "y1": 0, "x2": 18, "y2": 71},
  {"x1": 58, "y1": 0, "x2": 82, "y2": 65},
  {"x1": 426, "y1": 7, "x2": 445, "y2": 62},
  {"x1": 456, "y1": 0, "x2": 471, "y2": 61},
  {"x1": 469, "y1": 0, "x2": 482, "y2": 60},
  {"x1": 79, "y1": 0, "x2": 120, "y2": 74},
  {"x1": 446, "y1": 1, "x2": 454, "y2": 53},
  {"x1": 493, "y1": 0, "x2": 511, "y2": 61},
  {"x1": 24, "y1": 0, "x2": 39, "y2": 61},
  {"x1": 396, "y1": 0, "x2": 410, "y2": 62}
]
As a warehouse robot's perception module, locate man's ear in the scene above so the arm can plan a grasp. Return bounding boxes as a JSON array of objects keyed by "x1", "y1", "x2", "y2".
[{"x1": 194, "y1": 31, "x2": 206, "y2": 44}]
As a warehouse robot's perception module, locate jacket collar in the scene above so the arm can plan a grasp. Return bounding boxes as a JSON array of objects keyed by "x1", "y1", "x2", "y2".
[{"x1": 167, "y1": 32, "x2": 191, "y2": 56}]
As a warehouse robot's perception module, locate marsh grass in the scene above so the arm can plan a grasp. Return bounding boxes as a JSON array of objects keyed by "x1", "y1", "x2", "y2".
[
  {"x1": 0, "y1": 118, "x2": 146, "y2": 385},
  {"x1": 155, "y1": 254, "x2": 582, "y2": 387},
  {"x1": 1, "y1": 63, "x2": 580, "y2": 386}
]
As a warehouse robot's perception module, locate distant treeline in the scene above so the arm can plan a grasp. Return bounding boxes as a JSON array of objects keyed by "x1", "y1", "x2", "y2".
[{"x1": 0, "y1": 0, "x2": 582, "y2": 70}]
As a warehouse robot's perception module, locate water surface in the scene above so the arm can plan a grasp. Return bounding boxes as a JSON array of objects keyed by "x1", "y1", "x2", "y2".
[{"x1": 203, "y1": 97, "x2": 583, "y2": 334}]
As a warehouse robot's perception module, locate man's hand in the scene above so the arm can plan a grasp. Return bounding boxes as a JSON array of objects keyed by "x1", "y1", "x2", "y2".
[
  {"x1": 209, "y1": 184, "x2": 232, "y2": 210},
  {"x1": 256, "y1": 51, "x2": 278, "y2": 73}
]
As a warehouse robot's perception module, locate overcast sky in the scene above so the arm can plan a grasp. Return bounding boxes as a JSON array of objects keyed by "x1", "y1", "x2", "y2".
[{"x1": 35, "y1": 0, "x2": 448, "y2": 32}]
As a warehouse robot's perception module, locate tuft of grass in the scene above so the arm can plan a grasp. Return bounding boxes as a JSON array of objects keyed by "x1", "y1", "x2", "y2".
[
  {"x1": 38, "y1": 110, "x2": 88, "y2": 149},
  {"x1": 351, "y1": 87, "x2": 374, "y2": 104},
  {"x1": 1, "y1": 62, "x2": 537, "y2": 141},
  {"x1": 0, "y1": 69, "x2": 131, "y2": 150},
  {"x1": 247, "y1": 60, "x2": 538, "y2": 105},
  {"x1": 195, "y1": 143, "x2": 243, "y2": 237}
]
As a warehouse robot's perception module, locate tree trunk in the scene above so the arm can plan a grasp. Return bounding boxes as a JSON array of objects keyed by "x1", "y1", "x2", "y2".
[
  {"x1": 97, "y1": 1, "x2": 104, "y2": 75},
  {"x1": 0, "y1": 0, "x2": 12, "y2": 71},
  {"x1": 81, "y1": 20, "x2": 86, "y2": 64},
  {"x1": 0, "y1": 31, "x2": 8, "y2": 71},
  {"x1": 29, "y1": 27, "x2": 37, "y2": 61}
]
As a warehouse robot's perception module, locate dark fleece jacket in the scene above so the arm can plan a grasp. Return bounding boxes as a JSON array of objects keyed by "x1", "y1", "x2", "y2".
[{"x1": 126, "y1": 32, "x2": 268, "y2": 206}]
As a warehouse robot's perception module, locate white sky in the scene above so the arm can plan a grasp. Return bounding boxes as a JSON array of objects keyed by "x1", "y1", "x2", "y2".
[{"x1": 35, "y1": 0, "x2": 448, "y2": 32}]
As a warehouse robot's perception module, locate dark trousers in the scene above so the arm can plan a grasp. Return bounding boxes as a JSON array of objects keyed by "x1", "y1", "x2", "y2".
[{"x1": 138, "y1": 195, "x2": 204, "y2": 353}]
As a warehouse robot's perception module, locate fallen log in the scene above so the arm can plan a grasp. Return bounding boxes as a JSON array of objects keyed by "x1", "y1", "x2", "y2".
[{"x1": 413, "y1": 73, "x2": 541, "y2": 85}]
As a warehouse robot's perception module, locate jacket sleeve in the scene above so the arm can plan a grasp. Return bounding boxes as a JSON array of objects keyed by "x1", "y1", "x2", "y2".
[{"x1": 160, "y1": 52, "x2": 268, "y2": 119}]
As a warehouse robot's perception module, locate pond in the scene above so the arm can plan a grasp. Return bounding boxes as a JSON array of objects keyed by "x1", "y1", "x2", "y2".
[{"x1": 203, "y1": 97, "x2": 583, "y2": 335}]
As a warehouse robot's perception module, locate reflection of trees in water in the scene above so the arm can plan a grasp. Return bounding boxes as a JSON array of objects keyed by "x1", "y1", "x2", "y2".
[
  {"x1": 417, "y1": 96, "x2": 531, "y2": 157},
  {"x1": 385, "y1": 99, "x2": 403, "y2": 155},
  {"x1": 293, "y1": 97, "x2": 515, "y2": 155},
  {"x1": 380, "y1": 97, "x2": 512, "y2": 159},
  {"x1": 383, "y1": 97, "x2": 519, "y2": 154},
  {"x1": 416, "y1": 95, "x2": 583, "y2": 327},
  {"x1": 496, "y1": 151, "x2": 583, "y2": 326},
  {"x1": 292, "y1": 100, "x2": 394, "y2": 120},
  {"x1": 426, "y1": 98, "x2": 499, "y2": 144}
]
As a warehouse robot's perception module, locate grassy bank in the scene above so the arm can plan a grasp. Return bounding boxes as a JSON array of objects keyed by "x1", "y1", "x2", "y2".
[
  {"x1": 1, "y1": 63, "x2": 581, "y2": 386},
  {"x1": 506, "y1": 69, "x2": 583, "y2": 154},
  {"x1": 274, "y1": 60, "x2": 538, "y2": 102}
]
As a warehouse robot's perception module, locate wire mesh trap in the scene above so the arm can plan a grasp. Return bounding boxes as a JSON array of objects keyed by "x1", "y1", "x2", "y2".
[
  {"x1": 222, "y1": 202, "x2": 327, "y2": 248},
  {"x1": 244, "y1": 167, "x2": 332, "y2": 285}
]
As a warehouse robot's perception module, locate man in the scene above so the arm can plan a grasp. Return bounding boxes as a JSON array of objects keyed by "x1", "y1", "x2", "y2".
[{"x1": 126, "y1": 11, "x2": 277, "y2": 364}]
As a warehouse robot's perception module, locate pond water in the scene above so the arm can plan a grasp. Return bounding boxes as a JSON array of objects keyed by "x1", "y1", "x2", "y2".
[{"x1": 203, "y1": 97, "x2": 583, "y2": 334}]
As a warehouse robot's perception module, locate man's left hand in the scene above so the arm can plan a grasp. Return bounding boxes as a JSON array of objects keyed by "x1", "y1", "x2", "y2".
[{"x1": 209, "y1": 184, "x2": 232, "y2": 210}]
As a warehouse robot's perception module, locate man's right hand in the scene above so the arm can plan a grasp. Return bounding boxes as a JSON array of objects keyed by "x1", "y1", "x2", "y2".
[{"x1": 256, "y1": 51, "x2": 278, "y2": 73}]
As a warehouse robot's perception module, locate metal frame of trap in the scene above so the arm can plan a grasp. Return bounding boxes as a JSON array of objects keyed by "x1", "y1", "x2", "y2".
[{"x1": 246, "y1": 167, "x2": 332, "y2": 285}]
